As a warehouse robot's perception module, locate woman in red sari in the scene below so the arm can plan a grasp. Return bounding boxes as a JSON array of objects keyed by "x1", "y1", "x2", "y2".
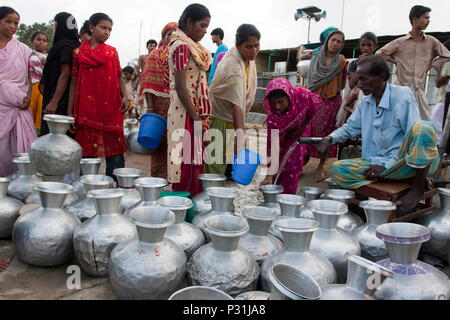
[
  {"x1": 68, "y1": 13, "x2": 131, "y2": 181},
  {"x1": 138, "y1": 22, "x2": 178, "y2": 179}
]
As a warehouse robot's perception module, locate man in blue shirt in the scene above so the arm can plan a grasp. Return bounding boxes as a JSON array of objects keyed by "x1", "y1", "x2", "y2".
[
  {"x1": 208, "y1": 28, "x2": 228, "y2": 84},
  {"x1": 317, "y1": 56, "x2": 439, "y2": 214}
]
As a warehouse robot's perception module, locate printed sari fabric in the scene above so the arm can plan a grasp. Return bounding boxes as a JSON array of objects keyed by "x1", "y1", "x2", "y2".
[
  {"x1": 71, "y1": 41, "x2": 126, "y2": 158},
  {"x1": 331, "y1": 121, "x2": 439, "y2": 189},
  {"x1": 0, "y1": 38, "x2": 37, "y2": 176},
  {"x1": 265, "y1": 78, "x2": 322, "y2": 194},
  {"x1": 29, "y1": 50, "x2": 47, "y2": 130},
  {"x1": 167, "y1": 29, "x2": 212, "y2": 189}
]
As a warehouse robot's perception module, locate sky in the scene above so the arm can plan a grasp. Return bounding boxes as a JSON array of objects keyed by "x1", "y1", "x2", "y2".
[{"x1": 7, "y1": 0, "x2": 450, "y2": 66}]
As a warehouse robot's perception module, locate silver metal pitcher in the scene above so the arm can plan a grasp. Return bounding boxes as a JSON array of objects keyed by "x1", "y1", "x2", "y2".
[
  {"x1": 192, "y1": 187, "x2": 239, "y2": 242},
  {"x1": 123, "y1": 177, "x2": 168, "y2": 216},
  {"x1": 25, "y1": 173, "x2": 79, "y2": 208},
  {"x1": 187, "y1": 215, "x2": 260, "y2": 296},
  {"x1": 158, "y1": 196, "x2": 205, "y2": 259},
  {"x1": 268, "y1": 264, "x2": 322, "y2": 300},
  {"x1": 29, "y1": 115, "x2": 82, "y2": 176},
  {"x1": 269, "y1": 194, "x2": 307, "y2": 240},
  {"x1": 321, "y1": 254, "x2": 394, "y2": 300},
  {"x1": 12, "y1": 182, "x2": 81, "y2": 266},
  {"x1": 7, "y1": 154, "x2": 41, "y2": 201},
  {"x1": 308, "y1": 200, "x2": 361, "y2": 283},
  {"x1": 113, "y1": 168, "x2": 142, "y2": 212},
  {"x1": 72, "y1": 158, "x2": 103, "y2": 197},
  {"x1": 374, "y1": 223, "x2": 450, "y2": 300},
  {"x1": 192, "y1": 174, "x2": 227, "y2": 218},
  {"x1": 239, "y1": 206, "x2": 283, "y2": 266},
  {"x1": 298, "y1": 187, "x2": 324, "y2": 219},
  {"x1": 109, "y1": 206, "x2": 187, "y2": 300},
  {"x1": 417, "y1": 188, "x2": 450, "y2": 264},
  {"x1": 126, "y1": 119, "x2": 155, "y2": 155},
  {"x1": 260, "y1": 218, "x2": 336, "y2": 291},
  {"x1": 353, "y1": 200, "x2": 396, "y2": 261},
  {"x1": 321, "y1": 189, "x2": 364, "y2": 232},
  {"x1": 0, "y1": 178, "x2": 24, "y2": 238},
  {"x1": 73, "y1": 189, "x2": 137, "y2": 277},
  {"x1": 67, "y1": 175, "x2": 115, "y2": 222}
]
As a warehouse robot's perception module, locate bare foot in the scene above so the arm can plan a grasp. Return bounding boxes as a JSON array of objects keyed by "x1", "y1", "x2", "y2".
[
  {"x1": 315, "y1": 171, "x2": 326, "y2": 183},
  {"x1": 0, "y1": 259, "x2": 11, "y2": 273},
  {"x1": 397, "y1": 187, "x2": 424, "y2": 216}
]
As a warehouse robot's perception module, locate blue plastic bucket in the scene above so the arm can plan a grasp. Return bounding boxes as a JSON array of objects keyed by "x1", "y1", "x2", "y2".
[
  {"x1": 138, "y1": 113, "x2": 167, "y2": 149},
  {"x1": 232, "y1": 149, "x2": 262, "y2": 186}
]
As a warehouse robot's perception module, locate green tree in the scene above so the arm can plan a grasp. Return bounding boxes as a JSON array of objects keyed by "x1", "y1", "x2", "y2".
[{"x1": 16, "y1": 21, "x2": 54, "y2": 51}]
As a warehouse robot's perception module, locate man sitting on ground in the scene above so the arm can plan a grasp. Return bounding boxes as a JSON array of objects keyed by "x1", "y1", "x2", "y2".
[{"x1": 317, "y1": 56, "x2": 439, "y2": 215}]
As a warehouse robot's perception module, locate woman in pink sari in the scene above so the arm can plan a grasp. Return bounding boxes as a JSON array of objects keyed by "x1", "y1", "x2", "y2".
[
  {"x1": 0, "y1": 7, "x2": 37, "y2": 177},
  {"x1": 261, "y1": 78, "x2": 322, "y2": 194}
]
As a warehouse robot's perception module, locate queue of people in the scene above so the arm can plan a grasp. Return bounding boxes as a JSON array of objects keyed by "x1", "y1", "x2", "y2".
[{"x1": 1, "y1": 3, "x2": 449, "y2": 213}]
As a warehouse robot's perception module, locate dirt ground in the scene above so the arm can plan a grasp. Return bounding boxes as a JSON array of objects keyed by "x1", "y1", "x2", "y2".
[{"x1": 0, "y1": 151, "x2": 448, "y2": 300}]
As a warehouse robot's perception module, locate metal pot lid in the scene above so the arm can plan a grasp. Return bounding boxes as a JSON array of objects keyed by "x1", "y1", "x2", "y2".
[
  {"x1": 346, "y1": 254, "x2": 394, "y2": 279},
  {"x1": 198, "y1": 174, "x2": 227, "y2": 182},
  {"x1": 260, "y1": 184, "x2": 284, "y2": 194},
  {"x1": 206, "y1": 187, "x2": 239, "y2": 198},
  {"x1": 306, "y1": 200, "x2": 348, "y2": 216},
  {"x1": 376, "y1": 222, "x2": 431, "y2": 244},
  {"x1": 158, "y1": 196, "x2": 193, "y2": 211},
  {"x1": 134, "y1": 177, "x2": 168, "y2": 188},
  {"x1": 129, "y1": 206, "x2": 175, "y2": 229},
  {"x1": 359, "y1": 200, "x2": 396, "y2": 211},
  {"x1": 113, "y1": 168, "x2": 142, "y2": 178},
  {"x1": 87, "y1": 188, "x2": 125, "y2": 199},
  {"x1": 34, "y1": 182, "x2": 74, "y2": 195},
  {"x1": 276, "y1": 194, "x2": 307, "y2": 206},
  {"x1": 243, "y1": 206, "x2": 279, "y2": 221},
  {"x1": 43, "y1": 114, "x2": 75, "y2": 124},
  {"x1": 275, "y1": 217, "x2": 319, "y2": 233},
  {"x1": 205, "y1": 215, "x2": 249, "y2": 238},
  {"x1": 323, "y1": 189, "x2": 355, "y2": 200}
]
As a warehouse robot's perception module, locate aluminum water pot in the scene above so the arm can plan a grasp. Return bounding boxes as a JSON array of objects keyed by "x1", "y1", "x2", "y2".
[
  {"x1": 353, "y1": 200, "x2": 396, "y2": 261},
  {"x1": 308, "y1": 200, "x2": 361, "y2": 283},
  {"x1": 416, "y1": 188, "x2": 450, "y2": 264},
  {"x1": 321, "y1": 254, "x2": 394, "y2": 300},
  {"x1": 25, "y1": 174, "x2": 79, "y2": 208},
  {"x1": 12, "y1": 182, "x2": 81, "y2": 266},
  {"x1": 67, "y1": 175, "x2": 115, "y2": 222},
  {"x1": 0, "y1": 178, "x2": 24, "y2": 238},
  {"x1": 192, "y1": 174, "x2": 227, "y2": 217},
  {"x1": 124, "y1": 119, "x2": 138, "y2": 141},
  {"x1": 157, "y1": 196, "x2": 205, "y2": 259},
  {"x1": 187, "y1": 215, "x2": 260, "y2": 296},
  {"x1": 73, "y1": 189, "x2": 137, "y2": 277},
  {"x1": 192, "y1": 187, "x2": 239, "y2": 242},
  {"x1": 298, "y1": 187, "x2": 324, "y2": 219},
  {"x1": 325, "y1": 178, "x2": 338, "y2": 189},
  {"x1": 259, "y1": 185, "x2": 284, "y2": 214},
  {"x1": 72, "y1": 158, "x2": 103, "y2": 197},
  {"x1": 269, "y1": 194, "x2": 307, "y2": 240},
  {"x1": 113, "y1": 168, "x2": 142, "y2": 212},
  {"x1": 29, "y1": 115, "x2": 82, "y2": 176},
  {"x1": 126, "y1": 120, "x2": 155, "y2": 155},
  {"x1": 260, "y1": 218, "x2": 336, "y2": 292},
  {"x1": 374, "y1": 223, "x2": 450, "y2": 300},
  {"x1": 123, "y1": 177, "x2": 168, "y2": 216},
  {"x1": 321, "y1": 189, "x2": 364, "y2": 232},
  {"x1": 239, "y1": 206, "x2": 283, "y2": 266},
  {"x1": 169, "y1": 286, "x2": 234, "y2": 300},
  {"x1": 109, "y1": 206, "x2": 187, "y2": 300},
  {"x1": 269, "y1": 264, "x2": 322, "y2": 300},
  {"x1": 7, "y1": 154, "x2": 41, "y2": 201}
]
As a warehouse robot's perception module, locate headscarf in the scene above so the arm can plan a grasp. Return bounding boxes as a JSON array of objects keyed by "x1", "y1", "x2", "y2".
[
  {"x1": 169, "y1": 28, "x2": 212, "y2": 72},
  {"x1": 307, "y1": 29, "x2": 346, "y2": 93},
  {"x1": 41, "y1": 12, "x2": 80, "y2": 97},
  {"x1": 264, "y1": 78, "x2": 323, "y2": 134},
  {"x1": 311, "y1": 27, "x2": 338, "y2": 58},
  {"x1": 138, "y1": 22, "x2": 178, "y2": 104}
]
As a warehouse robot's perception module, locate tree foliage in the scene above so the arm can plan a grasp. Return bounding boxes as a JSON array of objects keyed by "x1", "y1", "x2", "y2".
[{"x1": 16, "y1": 21, "x2": 54, "y2": 51}]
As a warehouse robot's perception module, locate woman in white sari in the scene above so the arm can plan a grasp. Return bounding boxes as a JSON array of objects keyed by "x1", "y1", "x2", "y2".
[{"x1": 204, "y1": 24, "x2": 260, "y2": 176}]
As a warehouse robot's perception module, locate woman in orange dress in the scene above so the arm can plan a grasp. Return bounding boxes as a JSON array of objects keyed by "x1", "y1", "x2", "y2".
[{"x1": 68, "y1": 13, "x2": 132, "y2": 181}]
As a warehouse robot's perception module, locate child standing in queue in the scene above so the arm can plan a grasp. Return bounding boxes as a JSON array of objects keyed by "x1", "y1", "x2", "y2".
[{"x1": 68, "y1": 13, "x2": 131, "y2": 181}]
